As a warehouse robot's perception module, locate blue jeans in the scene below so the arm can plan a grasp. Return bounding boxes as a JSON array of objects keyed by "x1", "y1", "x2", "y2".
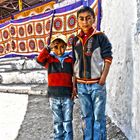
[
  {"x1": 77, "y1": 83, "x2": 107, "y2": 140},
  {"x1": 49, "y1": 97, "x2": 74, "y2": 140}
]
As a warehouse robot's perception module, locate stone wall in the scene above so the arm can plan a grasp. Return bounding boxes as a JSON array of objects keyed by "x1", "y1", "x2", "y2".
[
  {"x1": 132, "y1": 0, "x2": 140, "y2": 139},
  {"x1": 0, "y1": 57, "x2": 48, "y2": 95},
  {"x1": 101, "y1": 0, "x2": 140, "y2": 139}
]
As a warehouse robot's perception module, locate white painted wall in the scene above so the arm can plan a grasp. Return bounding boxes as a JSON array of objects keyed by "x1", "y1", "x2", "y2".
[{"x1": 101, "y1": 0, "x2": 140, "y2": 139}]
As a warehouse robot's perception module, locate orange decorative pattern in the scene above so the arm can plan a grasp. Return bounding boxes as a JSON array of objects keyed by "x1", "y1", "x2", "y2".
[{"x1": 0, "y1": 0, "x2": 99, "y2": 58}]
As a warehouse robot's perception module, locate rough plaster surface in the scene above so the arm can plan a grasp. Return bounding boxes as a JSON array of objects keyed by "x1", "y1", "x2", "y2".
[
  {"x1": 132, "y1": 31, "x2": 140, "y2": 139},
  {"x1": 131, "y1": 1, "x2": 140, "y2": 139},
  {"x1": 101, "y1": 0, "x2": 140, "y2": 139}
]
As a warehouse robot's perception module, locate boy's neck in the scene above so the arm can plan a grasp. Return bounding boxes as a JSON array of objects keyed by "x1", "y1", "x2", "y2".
[
  {"x1": 80, "y1": 27, "x2": 94, "y2": 36},
  {"x1": 52, "y1": 52, "x2": 65, "y2": 57}
]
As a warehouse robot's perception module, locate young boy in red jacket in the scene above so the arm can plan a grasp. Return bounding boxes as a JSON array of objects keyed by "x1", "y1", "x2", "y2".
[{"x1": 37, "y1": 34, "x2": 74, "y2": 140}]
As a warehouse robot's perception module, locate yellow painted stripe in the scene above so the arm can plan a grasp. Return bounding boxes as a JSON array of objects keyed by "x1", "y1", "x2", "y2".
[{"x1": 18, "y1": 0, "x2": 23, "y2": 11}]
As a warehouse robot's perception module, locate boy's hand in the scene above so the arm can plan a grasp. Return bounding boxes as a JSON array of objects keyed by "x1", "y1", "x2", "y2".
[
  {"x1": 71, "y1": 87, "x2": 78, "y2": 100},
  {"x1": 71, "y1": 76, "x2": 78, "y2": 100},
  {"x1": 50, "y1": 42, "x2": 59, "y2": 50},
  {"x1": 98, "y1": 77, "x2": 106, "y2": 85},
  {"x1": 45, "y1": 42, "x2": 59, "y2": 52},
  {"x1": 98, "y1": 62, "x2": 111, "y2": 85}
]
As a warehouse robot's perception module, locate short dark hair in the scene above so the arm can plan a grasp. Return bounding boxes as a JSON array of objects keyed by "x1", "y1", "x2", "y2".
[{"x1": 77, "y1": 6, "x2": 95, "y2": 18}]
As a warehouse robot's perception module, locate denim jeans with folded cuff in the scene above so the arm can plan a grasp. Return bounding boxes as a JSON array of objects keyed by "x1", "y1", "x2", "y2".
[
  {"x1": 49, "y1": 97, "x2": 74, "y2": 140},
  {"x1": 77, "y1": 83, "x2": 107, "y2": 140}
]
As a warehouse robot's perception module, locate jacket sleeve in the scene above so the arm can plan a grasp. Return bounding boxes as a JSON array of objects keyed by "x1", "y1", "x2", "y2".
[
  {"x1": 36, "y1": 47, "x2": 51, "y2": 67},
  {"x1": 99, "y1": 33, "x2": 113, "y2": 64},
  {"x1": 72, "y1": 37, "x2": 77, "y2": 64}
]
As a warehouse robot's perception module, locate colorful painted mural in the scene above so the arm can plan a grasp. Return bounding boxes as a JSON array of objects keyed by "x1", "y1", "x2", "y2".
[{"x1": 0, "y1": 0, "x2": 101, "y2": 59}]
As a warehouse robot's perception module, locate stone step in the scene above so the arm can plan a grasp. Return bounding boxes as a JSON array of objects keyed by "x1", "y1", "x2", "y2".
[
  {"x1": 0, "y1": 64, "x2": 13, "y2": 69},
  {"x1": 0, "y1": 57, "x2": 22, "y2": 63},
  {"x1": 0, "y1": 70, "x2": 47, "y2": 84},
  {"x1": 0, "y1": 84, "x2": 48, "y2": 95},
  {"x1": 0, "y1": 64, "x2": 14, "y2": 72},
  {"x1": 0, "y1": 58, "x2": 43, "y2": 71}
]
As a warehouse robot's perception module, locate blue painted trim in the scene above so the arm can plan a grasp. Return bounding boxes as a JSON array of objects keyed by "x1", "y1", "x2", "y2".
[
  {"x1": 97, "y1": 0, "x2": 102, "y2": 31},
  {"x1": 0, "y1": 21, "x2": 10, "y2": 28},
  {"x1": 0, "y1": 53, "x2": 38, "y2": 59}
]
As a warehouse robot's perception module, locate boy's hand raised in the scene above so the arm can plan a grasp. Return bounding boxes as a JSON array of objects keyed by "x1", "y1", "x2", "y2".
[{"x1": 50, "y1": 42, "x2": 59, "y2": 50}]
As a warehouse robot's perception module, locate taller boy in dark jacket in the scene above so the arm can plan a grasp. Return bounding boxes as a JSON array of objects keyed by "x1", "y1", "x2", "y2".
[
  {"x1": 37, "y1": 34, "x2": 74, "y2": 140},
  {"x1": 72, "y1": 6, "x2": 113, "y2": 140}
]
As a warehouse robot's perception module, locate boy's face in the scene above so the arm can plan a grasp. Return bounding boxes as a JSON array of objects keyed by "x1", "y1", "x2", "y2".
[
  {"x1": 78, "y1": 11, "x2": 95, "y2": 33},
  {"x1": 51, "y1": 40, "x2": 66, "y2": 56}
]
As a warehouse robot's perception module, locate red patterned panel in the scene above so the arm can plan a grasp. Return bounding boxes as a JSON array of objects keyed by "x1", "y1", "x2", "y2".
[
  {"x1": 19, "y1": 27, "x2": 24, "y2": 36},
  {"x1": 3, "y1": 30, "x2": 9, "y2": 39},
  {"x1": 54, "y1": 18, "x2": 62, "y2": 31},
  {"x1": 36, "y1": 23, "x2": 42, "y2": 34},
  {"x1": 6, "y1": 43, "x2": 10, "y2": 51},
  {"x1": 29, "y1": 40, "x2": 35, "y2": 50},
  {"x1": 68, "y1": 15, "x2": 76, "y2": 29},
  {"x1": 68, "y1": 34, "x2": 75, "y2": 47},
  {"x1": 27, "y1": 24, "x2": 33, "y2": 34},
  {"x1": 0, "y1": 45, "x2": 4, "y2": 53},
  {"x1": 12, "y1": 41, "x2": 16, "y2": 50},
  {"x1": 46, "y1": 20, "x2": 51, "y2": 32},
  {"x1": 38, "y1": 40, "x2": 45, "y2": 50},
  {"x1": 10, "y1": 26, "x2": 16, "y2": 36},
  {"x1": 19, "y1": 42, "x2": 26, "y2": 51}
]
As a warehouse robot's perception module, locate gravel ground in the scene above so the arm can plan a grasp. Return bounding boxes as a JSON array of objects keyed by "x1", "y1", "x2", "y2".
[{"x1": 16, "y1": 95, "x2": 128, "y2": 140}]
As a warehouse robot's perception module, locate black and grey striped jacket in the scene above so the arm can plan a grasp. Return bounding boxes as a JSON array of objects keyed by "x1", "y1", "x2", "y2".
[{"x1": 72, "y1": 30, "x2": 113, "y2": 84}]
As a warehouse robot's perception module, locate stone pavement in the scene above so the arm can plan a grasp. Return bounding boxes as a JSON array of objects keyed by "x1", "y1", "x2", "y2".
[{"x1": 15, "y1": 95, "x2": 128, "y2": 140}]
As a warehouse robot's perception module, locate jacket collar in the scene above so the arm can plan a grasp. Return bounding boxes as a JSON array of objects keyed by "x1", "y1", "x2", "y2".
[{"x1": 79, "y1": 27, "x2": 95, "y2": 38}]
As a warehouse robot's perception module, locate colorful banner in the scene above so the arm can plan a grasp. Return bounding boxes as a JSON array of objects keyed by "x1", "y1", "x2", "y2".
[{"x1": 0, "y1": 0, "x2": 101, "y2": 59}]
